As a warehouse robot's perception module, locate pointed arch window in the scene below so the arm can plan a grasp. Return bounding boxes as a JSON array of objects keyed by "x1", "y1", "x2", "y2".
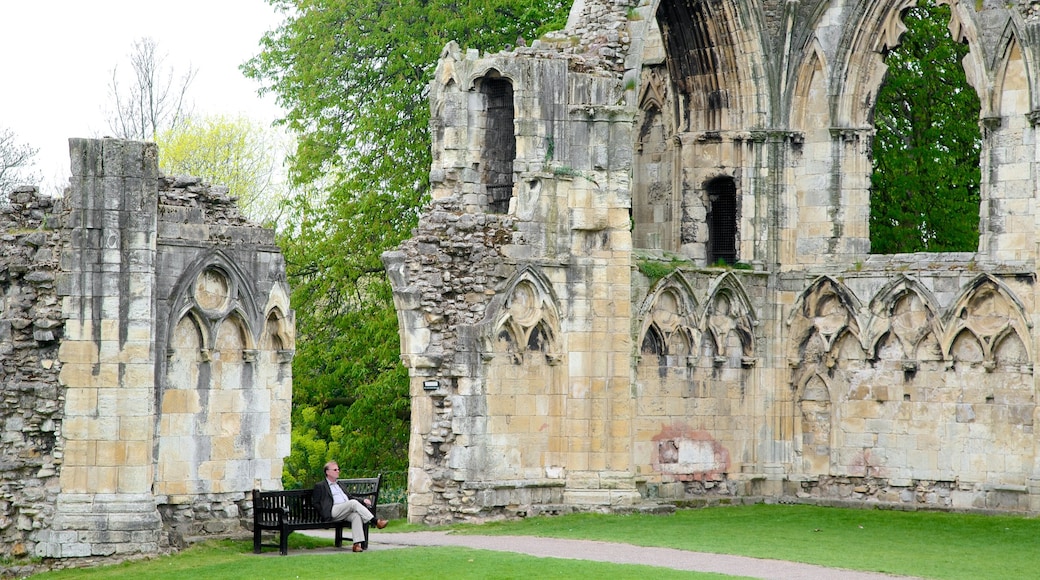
[{"x1": 869, "y1": 2, "x2": 980, "y2": 253}]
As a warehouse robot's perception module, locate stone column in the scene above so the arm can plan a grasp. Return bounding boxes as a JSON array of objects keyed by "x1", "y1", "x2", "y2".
[{"x1": 37, "y1": 138, "x2": 162, "y2": 558}]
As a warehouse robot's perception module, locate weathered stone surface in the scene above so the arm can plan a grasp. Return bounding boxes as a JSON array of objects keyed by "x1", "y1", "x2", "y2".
[
  {"x1": 1, "y1": 138, "x2": 293, "y2": 573},
  {"x1": 387, "y1": 0, "x2": 1040, "y2": 524}
]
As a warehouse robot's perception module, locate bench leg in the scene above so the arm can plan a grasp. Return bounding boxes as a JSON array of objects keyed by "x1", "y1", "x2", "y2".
[
  {"x1": 361, "y1": 521, "x2": 369, "y2": 550},
  {"x1": 335, "y1": 525, "x2": 344, "y2": 548},
  {"x1": 279, "y1": 526, "x2": 289, "y2": 556},
  {"x1": 253, "y1": 525, "x2": 262, "y2": 554}
]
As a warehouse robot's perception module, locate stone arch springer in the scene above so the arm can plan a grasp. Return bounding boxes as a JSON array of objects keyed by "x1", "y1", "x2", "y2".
[
  {"x1": 940, "y1": 274, "x2": 1031, "y2": 368},
  {"x1": 484, "y1": 266, "x2": 562, "y2": 364},
  {"x1": 464, "y1": 66, "x2": 520, "y2": 92},
  {"x1": 431, "y1": 42, "x2": 523, "y2": 91}
]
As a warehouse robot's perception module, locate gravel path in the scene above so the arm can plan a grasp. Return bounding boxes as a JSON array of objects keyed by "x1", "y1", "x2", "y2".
[{"x1": 301, "y1": 529, "x2": 922, "y2": 579}]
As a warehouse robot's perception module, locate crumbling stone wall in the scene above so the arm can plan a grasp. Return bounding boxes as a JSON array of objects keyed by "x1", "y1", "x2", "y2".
[
  {"x1": 0, "y1": 138, "x2": 292, "y2": 572},
  {"x1": 388, "y1": 0, "x2": 1040, "y2": 523},
  {"x1": 0, "y1": 186, "x2": 64, "y2": 565}
]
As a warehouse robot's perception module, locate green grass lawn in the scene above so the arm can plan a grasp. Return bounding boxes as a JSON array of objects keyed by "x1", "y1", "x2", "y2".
[
  {"x1": 27, "y1": 539, "x2": 730, "y2": 580},
  {"x1": 26, "y1": 504, "x2": 1040, "y2": 579},
  {"x1": 457, "y1": 503, "x2": 1040, "y2": 579}
]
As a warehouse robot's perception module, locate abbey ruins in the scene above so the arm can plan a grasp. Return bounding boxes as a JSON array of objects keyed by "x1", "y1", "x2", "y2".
[
  {"x1": 6, "y1": 0, "x2": 1040, "y2": 569},
  {"x1": 0, "y1": 138, "x2": 292, "y2": 567},
  {"x1": 385, "y1": 0, "x2": 1040, "y2": 523}
]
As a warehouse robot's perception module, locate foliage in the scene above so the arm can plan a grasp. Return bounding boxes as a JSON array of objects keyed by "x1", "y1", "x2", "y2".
[
  {"x1": 244, "y1": 0, "x2": 569, "y2": 482},
  {"x1": 155, "y1": 114, "x2": 289, "y2": 225},
  {"x1": 708, "y1": 258, "x2": 753, "y2": 270},
  {"x1": 636, "y1": 258, "x2": 687, "y2": 284},
  {"x1": 870, "y1": 1, "x2": 981, "y2": 253},
  {"x1": 106, "y1": 37, "x2": 196, "y2": 141},
  {"x1": 0, "y1": 126, "x2": 39, "y2": 197},
  {"x1": 278, "y1": 275, "x2": 410, "y2": 489}
]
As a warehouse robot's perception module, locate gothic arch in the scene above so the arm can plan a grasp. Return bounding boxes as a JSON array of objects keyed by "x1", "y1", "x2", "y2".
[
  {"x1": 702, "y1": 272, "x2": 756, "y2": 359},
  {"x1": 649, "y1": 0, "x2": 769, "y2": 131},
  {"x1": 864, "y1": 276, "x2": 943, "y2": 360},
  {"x1": 167, "y1": 250, "x2": 262, "y2": 346},
  {"x1": 262, "y1": 283, "x2": 295, "y2": 354},
  {"x1": 789, "y1": 40, "x2": 828, "y2": 131},
  {"x1": 463, "y1": 66, "x2": 520, "y2": 92},
  {"x1": 793, "y1": 371, "x2": 834, "y2": 475},
  {"x1": 787, "y1": 276, "x2": 864, "y2": 362},
  {"x1": 638, "y1": 67, "x2": 667, "y2": 113},
  {"x1": 833, "y1": 0, "x2": 914, "y2": 127},
  {"x1": 941, "y1": 274, "x2": 1031, "y2": 367},
  {"x1": 637, "y1": 271, "x2": 700, "y2": 360},
  {"x1": 482, "y1": 266, "x2": 565, "y2": 480},
  {"x1": 834, "y1": 0, "x2": 985, "y2": 128},
  {"x1": 171, "y1": 309, "x2": 211, "y2": 354},
  {"x1": 942, "y1": 0, "x2": 989, "y2": 111},
  {"x1": 263, "y1": 306, "x2": 292, "y2": 353},
  {"x1": 487, "y1": 267, "x2": 562, "y2": 363},
  {"x1": 633, "y1": 63, "x2": 680, "y2": 251},
  {"x1": 992, "y1": 30, "x2": 1031, "y2": 118},
  {"x1": 215, "y1": 310, "x2": 255, "y2": 355}
]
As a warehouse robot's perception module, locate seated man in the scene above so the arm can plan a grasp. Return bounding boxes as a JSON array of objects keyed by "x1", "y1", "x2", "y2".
[{"x1": 312, "y1": 461, "x2": 388, "y2": 552}]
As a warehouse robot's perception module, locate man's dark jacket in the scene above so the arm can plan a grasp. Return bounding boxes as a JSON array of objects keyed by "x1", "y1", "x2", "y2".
[{"x1": 312, "y1": 480, "x2": 343, "y2": 521}]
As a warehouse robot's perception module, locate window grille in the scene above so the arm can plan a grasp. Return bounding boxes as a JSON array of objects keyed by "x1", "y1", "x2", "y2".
[
  {"x1": 482, "y1": 78, "x2": 515, "y2": 214},
  {"x1": 707, "y1": 177, "x2": 737, "y2": 264}
]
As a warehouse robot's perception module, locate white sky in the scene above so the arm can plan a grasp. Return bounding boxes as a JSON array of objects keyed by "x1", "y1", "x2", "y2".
[{"x1": 0, "y1": 0, "x2": 287, "y2": 192}]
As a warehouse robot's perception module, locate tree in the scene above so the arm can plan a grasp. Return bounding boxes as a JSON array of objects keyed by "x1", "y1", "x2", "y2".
[
  {"x1": 870, "y1": 1, "x2": 981, "y2": 254},
  {"x1": 0, "y1": 127, "x2": 40, "y2": 196},
  {"x1": 244, "y1": 0, "x2": 568, "y2": 485},
  {"x1": 155, "y1": 114, "x2": 290, "y2": 225},
  {"x1": 106, "y1": 37, "x2": 197, "y2": 141}
]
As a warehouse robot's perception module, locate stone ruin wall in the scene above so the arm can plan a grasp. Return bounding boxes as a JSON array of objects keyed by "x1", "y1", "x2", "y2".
[
  {"x1": 0, "y1": 186, "x2": 64, "y2": 563},
  {"x1": 387, "y1": 0, "x2": 1040, "y2": 523},
  {"x1": 0, "y1": 138, "x2": 292, "y2": 574}
]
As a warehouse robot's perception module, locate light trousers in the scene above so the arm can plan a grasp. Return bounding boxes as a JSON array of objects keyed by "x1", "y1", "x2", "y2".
[{"x1": 330, "y1": 498, "x2": 374, "y2": 544}]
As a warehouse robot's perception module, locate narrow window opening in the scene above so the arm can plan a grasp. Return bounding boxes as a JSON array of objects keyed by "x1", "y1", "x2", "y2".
[
  {"x1": 707, "y1": 177, "x2": 737, "y2": 265},
  {"x1": 481, "y1": 77, "x2": 515, "y2": 214}
]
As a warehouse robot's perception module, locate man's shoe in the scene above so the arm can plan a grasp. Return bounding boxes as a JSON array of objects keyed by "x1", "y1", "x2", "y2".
[
  {"x1": 352, "y1": 543, "x2": 364, "y2": 552},
  {"x1": 374, "y1": 519, "x2": 388, "y2": 529}
]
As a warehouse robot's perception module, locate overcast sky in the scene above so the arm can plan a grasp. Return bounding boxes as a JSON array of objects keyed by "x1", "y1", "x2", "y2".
[{"x1": 0, "y1": 0, "x2": 286, "y2": 192}]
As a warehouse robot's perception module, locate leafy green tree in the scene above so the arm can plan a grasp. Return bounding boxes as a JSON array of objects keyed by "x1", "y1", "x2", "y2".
[
  {"x1": 156, "y1": 114, "x2": 289, "y2": 225},
  {"x1": 870, "y1": 0, "x2": 981, "y2": 254},
  {"x1": 245, "y1": 0, "x2": 568, "y2": 486}
]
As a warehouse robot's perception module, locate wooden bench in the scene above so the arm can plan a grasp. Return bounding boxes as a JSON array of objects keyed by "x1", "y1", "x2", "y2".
[{"x1": 252, "y1": 475, "x2": 381, "y2": 555}]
